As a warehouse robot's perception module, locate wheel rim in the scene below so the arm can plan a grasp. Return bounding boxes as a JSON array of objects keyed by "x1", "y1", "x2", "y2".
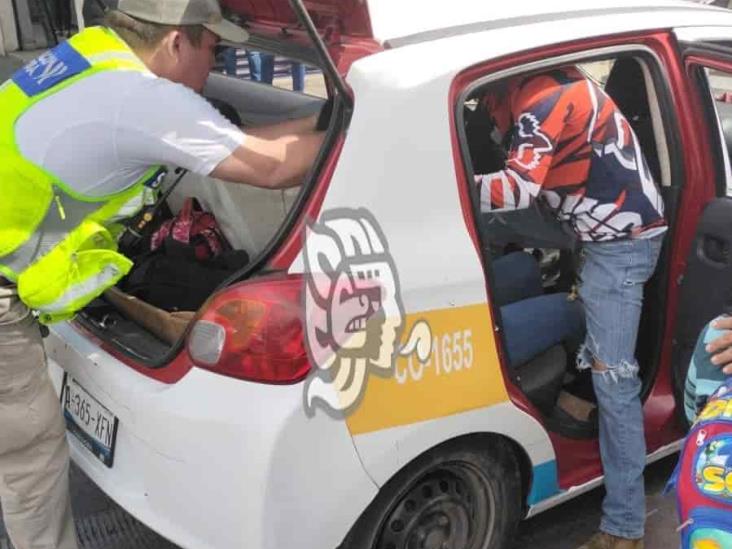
[{"x1": 375, "y1": 462, "x2": 495, "y2": 549}]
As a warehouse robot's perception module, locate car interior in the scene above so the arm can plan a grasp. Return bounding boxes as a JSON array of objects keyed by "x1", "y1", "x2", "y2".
[
  {"x1": 77, "y1": 47, "x2": 332, "y2": 362},
  {"x1": 463, "y1": 55, "x2": 680, "y2": 438}
]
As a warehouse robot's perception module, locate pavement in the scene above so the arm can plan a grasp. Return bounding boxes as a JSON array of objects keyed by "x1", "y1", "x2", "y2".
[
  {"x1": 0, "y1": 54, "x2": 23, "y2": 81},
  {"x1": 0, "y1": 454, "x2": 680, "y2": 549},
  {"x1": 515, "y1": 455, "x2": 680, "y2": 548}
]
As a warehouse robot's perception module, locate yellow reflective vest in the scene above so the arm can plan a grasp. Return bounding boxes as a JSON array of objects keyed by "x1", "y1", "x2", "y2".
[{"x1": 0, "y1": 27, "x2": 164, "y2": 324}]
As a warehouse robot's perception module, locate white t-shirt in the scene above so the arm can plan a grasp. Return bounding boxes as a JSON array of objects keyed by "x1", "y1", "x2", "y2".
[{"x1": 15, "y1": 69, "x2": 245, "y2": 197}]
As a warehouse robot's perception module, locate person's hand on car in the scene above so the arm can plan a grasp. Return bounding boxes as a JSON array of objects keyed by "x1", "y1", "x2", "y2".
[{"x1": 706, "y1": 315, "x2": 732, "y2": 374}]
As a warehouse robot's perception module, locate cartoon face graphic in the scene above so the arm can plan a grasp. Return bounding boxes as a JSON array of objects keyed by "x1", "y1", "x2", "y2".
[
  {"x1": 696, "y1": 437, "x2": 732, "y2": 499},
  {"x1": 302, "y1": 209, "x2": 406, "y2": 417}
]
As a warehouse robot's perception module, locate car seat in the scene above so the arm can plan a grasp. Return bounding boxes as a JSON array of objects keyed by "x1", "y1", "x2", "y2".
[{"x1": 604, "y1": 57, "x2": 661, "y2": 182}]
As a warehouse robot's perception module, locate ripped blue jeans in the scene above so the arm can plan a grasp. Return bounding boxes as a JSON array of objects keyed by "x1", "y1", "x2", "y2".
[{"x1": 577, "y1": 233, "x2": 664, "y2": 539}]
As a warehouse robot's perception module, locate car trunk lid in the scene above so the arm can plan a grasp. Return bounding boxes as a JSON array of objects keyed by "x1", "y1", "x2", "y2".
[
  {"x1": 222, "y1": 0, "x2": 373, "y2": 39},
  {"x1": 222, "y1": 0, "x2": 380, "y2": 84}
]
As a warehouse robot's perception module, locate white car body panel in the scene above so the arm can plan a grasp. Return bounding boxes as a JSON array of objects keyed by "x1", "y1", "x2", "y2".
[
  {"x1": 675, "y1": 24, "x2": 732, "y2": 41},
  {"x1": 365, "y1": 0, "x2": 706, "y2": 45},
  {"x1": 351, "y1": 402, "x2": 555, "y2": 487},
  {"x1": 46, "y1": 324, "x2": 376, "y2": 549}
]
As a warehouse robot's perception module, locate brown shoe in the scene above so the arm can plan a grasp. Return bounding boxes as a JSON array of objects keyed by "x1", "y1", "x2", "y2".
[{"x1": 578, "y1": 532, "x2": 644, "y2": 549}]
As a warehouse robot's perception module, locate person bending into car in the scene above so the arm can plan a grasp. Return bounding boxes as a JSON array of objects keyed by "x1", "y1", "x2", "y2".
[
  {"x1": 476, "y1": 66, "x2": 666, "y2": 549},
  {"x1": 0, "y1": 0, "x2": 326, "y2": 547}
]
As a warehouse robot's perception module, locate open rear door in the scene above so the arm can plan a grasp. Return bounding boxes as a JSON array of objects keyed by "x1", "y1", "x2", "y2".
[
  {"x1": 672, "y1": 33, "x2": 732, "y2": 421},
  {"x1": 674, "y1": 198, "x2": 732, "y2": 410}
]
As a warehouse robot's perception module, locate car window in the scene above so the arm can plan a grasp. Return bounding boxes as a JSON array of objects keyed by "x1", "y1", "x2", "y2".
[
  {"x1": 462, "y1": 54, "x2": 672, "y2": 188},
  {"x1": 214, "y1": 47, "x2": 328, "y2": 99},
  {"x1": 577, "y1": 59, "x2": 615, "y2": 87},
  {"x1": 696, "y1": 66, "x2": 732, "y2": 196}
]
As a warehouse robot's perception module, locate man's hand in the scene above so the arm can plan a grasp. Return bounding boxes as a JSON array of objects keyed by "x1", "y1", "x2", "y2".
[{"x1": 706, "y1": 315, "x2": 732, "y2": 374}]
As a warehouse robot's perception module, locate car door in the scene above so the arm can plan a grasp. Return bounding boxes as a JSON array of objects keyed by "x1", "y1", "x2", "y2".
[{"x1": 671, "y1": 30, "x2": 732, "y2": 422}]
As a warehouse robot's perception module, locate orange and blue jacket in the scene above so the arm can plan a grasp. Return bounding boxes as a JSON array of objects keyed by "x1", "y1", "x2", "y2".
[{"x1": 475, "y1": 66, "x2": 666, "y2": 242}]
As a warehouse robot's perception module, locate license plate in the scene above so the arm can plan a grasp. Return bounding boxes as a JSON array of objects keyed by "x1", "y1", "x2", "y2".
[{"x1": 61, "y1": 374, "x2": 118, "y2": 468}]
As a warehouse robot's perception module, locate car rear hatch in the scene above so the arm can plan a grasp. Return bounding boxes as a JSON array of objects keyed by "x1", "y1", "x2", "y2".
[
  {"x1": 221, "y1": 0, "x2": 384, "y2": 107},
  {"x1": 73, "y1": 0, "x2": 378, "y2": 374}
]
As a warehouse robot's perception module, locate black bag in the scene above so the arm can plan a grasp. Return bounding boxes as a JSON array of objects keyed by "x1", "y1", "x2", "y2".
[
  {"x1": 121, "y1": 249, "x2": 249, "y2": 311},
  {"x1": 119, "y1": 195, "x2": 249, "y2": 311}
]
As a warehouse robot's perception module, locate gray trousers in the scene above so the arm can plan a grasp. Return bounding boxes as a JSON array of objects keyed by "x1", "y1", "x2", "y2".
[{"x1": 0, "y1": 286, "x2": 78, "y2": 549}]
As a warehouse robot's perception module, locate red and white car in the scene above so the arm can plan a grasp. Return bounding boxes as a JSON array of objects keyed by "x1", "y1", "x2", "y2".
[{"x1": 47, "y1": 1, "x2": 732, "y2": 547}]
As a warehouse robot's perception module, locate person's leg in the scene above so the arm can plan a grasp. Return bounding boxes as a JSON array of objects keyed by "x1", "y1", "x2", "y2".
[
  {"x1": 245, "y1": 50, "x2": 262, "y2": 81},
  {"x1": 260, "y1": 53, "x2": 275, "y2": 84},
  {"x1": 501, "y1": 293, "x2": 585, "y2": 368},
  {"x1": 291, "y1": 62, "x2": 306, "y2": 92},
  {"x1": 223, "y1": 47, "x2": 238, "y2": 77},
  {"x1": 577, "y1": 234, "x2": 664, "y2": 542},
  {"x1": 490, "y1": 251, "x2": 543, "y2": 307},
  {"x1": 0, "y1": 287, "x2": 79, "y2": 549}
]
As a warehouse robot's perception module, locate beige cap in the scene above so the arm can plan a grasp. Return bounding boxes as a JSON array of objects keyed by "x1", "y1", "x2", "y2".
[{"x1": 117, "y1": 0, "x2": 249, "y2": 43}]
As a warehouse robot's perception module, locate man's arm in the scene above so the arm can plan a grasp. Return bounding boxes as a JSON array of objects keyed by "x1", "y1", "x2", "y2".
[
  {"x1": 706, "y1": 316, "x2": 732, "y2": 374},
  {"x1": 475, "y1": 76, "x2": 568, "y2": 213},
  {"x1": 211, "y1": 129, "x2": 325, "y2": 189},
  {"x1": 115, "y1": 80, "x2": 325, "y2": 191}
]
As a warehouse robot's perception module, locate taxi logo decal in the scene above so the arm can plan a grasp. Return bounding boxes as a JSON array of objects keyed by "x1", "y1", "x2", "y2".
[{"x1": 302, "y1": 208, "x2": 432, "y2": 418}]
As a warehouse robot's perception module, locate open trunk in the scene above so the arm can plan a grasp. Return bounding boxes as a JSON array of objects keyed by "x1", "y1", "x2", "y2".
[{"x1": 76, "y1": 3, "x2": 359, "y2": 365}]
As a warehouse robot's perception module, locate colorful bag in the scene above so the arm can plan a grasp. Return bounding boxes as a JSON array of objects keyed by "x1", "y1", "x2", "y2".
[
  {"x1": 673, "y1": 377, "x2": 732, "y2": 549},
  {"x1": 150, "y1": 197, "x2": 230, "y2": 261}
]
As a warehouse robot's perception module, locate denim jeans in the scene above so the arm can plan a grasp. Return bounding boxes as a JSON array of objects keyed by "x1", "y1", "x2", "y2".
[
  {"x1": 501, "y1": 293, "x2": 585, "y2": 367},
  {"x1": 491, "y1": 252, "x2": 585, "y2": 368},
  {"x1": 490, "y1": 251, "x2": 543, "y2": 307},
  {"x1": 291, "y1": 62, "x2": 306, "y2": 92},
  {"x1": 246, "y1": 51, "x2": 275, "y2": 83},
  {"x1": 246, "y1": 52, "x2": 306, "y2": 91},
  {"x1": 222, "y1": 47, "x2": 238, "y2": 76},
  {"x1": 577, "y1": 233, "x2": 664, "y2": 539}
]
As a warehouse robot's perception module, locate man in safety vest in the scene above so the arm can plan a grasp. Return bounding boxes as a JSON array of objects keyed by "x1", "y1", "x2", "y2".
[{"x1": 0, "y1": 0, "x2": 324, "y2": 547}]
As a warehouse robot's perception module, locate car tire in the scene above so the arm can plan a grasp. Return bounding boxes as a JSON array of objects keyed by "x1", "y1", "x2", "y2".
[{"x1": 341, "y1": 436, "x2": 523, "y2": 549}]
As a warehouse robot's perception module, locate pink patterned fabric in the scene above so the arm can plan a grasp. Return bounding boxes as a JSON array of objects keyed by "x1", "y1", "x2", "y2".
[{"x1": 151, "y1": 198, "x2": 229, "y2": 261}]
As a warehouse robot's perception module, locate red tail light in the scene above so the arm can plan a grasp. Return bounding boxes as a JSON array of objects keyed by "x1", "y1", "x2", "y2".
[{"x1": 187, "y1": 274, "x2": 310, "y2": 384}]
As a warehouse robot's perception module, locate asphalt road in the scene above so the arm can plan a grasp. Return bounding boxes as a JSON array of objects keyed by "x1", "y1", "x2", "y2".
[{"x1": 0, "y1": 453, "x2": 680, "y2": 549}]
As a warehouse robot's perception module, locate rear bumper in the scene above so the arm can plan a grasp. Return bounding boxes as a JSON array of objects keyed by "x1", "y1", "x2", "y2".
[{"x1": 46, "y1": 323, "x2": 377, "y2": 549}]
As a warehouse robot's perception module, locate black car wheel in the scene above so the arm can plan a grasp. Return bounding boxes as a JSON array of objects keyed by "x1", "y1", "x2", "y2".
[{"x1": 343, "y1": 437, "x2": 522, "y2": 549}]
